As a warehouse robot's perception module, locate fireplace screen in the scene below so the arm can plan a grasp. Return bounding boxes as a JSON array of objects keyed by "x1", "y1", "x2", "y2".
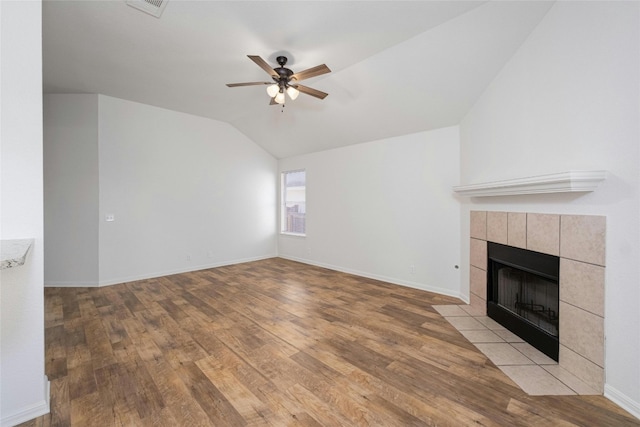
[{"x1": 495, "y1": 265, "x2": 559, "y2": 337}]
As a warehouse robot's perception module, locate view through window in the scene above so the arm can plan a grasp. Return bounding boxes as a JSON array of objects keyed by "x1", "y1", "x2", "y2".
[{"x1": 281, "y1": 170, "x2": 306, "y2": 235}]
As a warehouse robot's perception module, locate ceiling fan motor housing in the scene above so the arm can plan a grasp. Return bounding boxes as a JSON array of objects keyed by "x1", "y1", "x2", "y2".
[
  {"x1": 274, "y1": 57, "x2": 294, "y2": 89},
  {"x1": 273, "y1": 56, "x2": 293, "y2": 92}
]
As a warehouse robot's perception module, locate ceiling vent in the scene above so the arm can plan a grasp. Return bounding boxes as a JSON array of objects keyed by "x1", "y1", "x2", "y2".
[{"x1": 126, "y1": 0, "x2": 168, "y2": 18}]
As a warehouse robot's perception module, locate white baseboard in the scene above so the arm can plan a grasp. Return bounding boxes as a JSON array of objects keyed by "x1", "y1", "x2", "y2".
[
  {"x1": 44, "y1": 280, "x2": 99, "y2": 287},
  {"x1": 43, "y1": 255, "x2": 277, "y2": 288},
  {"x1": 278, "y1": 255, "x2": 464, "y2": 301},
  {"x1": 1, "y1": 376, "x2": 50, "y2": 427},
  {"x1": 97, "y1": 254, "x2": 278, "y2": 287},
  {"x1": 604, "y1": 384, "x2": 640, "y2": 421}
]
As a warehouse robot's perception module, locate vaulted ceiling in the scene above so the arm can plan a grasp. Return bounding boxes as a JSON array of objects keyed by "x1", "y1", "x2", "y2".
[{"x1": 43, "y1": 1, "x2": 553, "y2": 158}]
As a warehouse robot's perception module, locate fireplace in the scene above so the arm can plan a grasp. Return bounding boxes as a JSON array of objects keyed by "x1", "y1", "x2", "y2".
[
  {"x1": 487, "y1": 242, "x2": 560, "y2": 361},
  {"x1": 469, "y1": 211, "x2": 606, "y2": 392}
]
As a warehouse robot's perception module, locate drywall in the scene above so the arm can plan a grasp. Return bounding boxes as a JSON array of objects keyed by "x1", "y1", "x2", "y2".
[
  {"x1": 279, "y1": 126, "x2": 461, "y2": 298},
  {"x1": 0, "y1": 1, "x2": 49, "y2": 425},
  {"x1": 44, "y1": 94, "x2": 99, "y2": 286},
  {"x1": 459, "y1": 1, "x2": 640, "y2": 417},
  {"x1": 97, "y1": 95, "x2": 277, "y2": 285}
]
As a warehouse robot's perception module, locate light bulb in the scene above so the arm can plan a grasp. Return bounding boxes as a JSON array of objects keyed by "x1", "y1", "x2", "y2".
[
  {"x1": 274, "y1": 91, "x2": 285, "y2": 104},
  {"x1": 286, "y1": 86, "x2": 300, "y2": 100},
  {"x1": 266, "y1": 84, "x2": 279, "y2": 98}
]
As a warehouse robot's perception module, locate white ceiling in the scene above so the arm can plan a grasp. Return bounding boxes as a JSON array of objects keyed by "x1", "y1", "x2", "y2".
[{"x1": 43, "y1": 1, "x2": 554, "y2": 159}]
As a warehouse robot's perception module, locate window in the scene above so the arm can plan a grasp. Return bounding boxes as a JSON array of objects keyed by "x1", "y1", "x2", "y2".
[{"x1": 281, "y1": 170, "x2": 306, "y2": 235}]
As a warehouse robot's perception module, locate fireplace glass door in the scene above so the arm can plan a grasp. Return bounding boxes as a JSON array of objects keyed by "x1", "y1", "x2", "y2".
[{"x1": 495, "y1": 265, "x2": 559, "y2": 337}]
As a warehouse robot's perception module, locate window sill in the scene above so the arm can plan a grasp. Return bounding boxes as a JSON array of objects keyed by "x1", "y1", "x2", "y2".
[{"x1": 280, "y1": 232, "x2": 306, "y2": 238}]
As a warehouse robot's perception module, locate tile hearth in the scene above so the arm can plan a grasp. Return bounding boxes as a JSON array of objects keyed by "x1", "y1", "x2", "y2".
[{"x1": 434, "y1": 304, "x2": 599, "y2": 396}]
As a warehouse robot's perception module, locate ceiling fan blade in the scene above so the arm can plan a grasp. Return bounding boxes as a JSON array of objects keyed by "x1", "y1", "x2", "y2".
[
  {"x1": 290, "y1": 64, "x2": 331, "y2": 82},
  {"x1": 226, "y1": 82, "x2": 271, "y2": 87},
  {"x1": 248, "y1": 55, "x2": 279, "y2": 79},
  {"x1": 269, "y1": 97, "x2": 278, "y2": 106},
  {"x1": 294, "y1": 84, "x2": 328, "y2": 100}
]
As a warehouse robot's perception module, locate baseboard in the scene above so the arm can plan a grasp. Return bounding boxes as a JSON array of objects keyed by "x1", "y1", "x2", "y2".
[
  {"x1": 1, "y1": 376, "x2": 50, "y2": 427},
  {"x1": 45, "y1": 280, "x2": 99, "y2": 287},
  {"x1": 96, "y1": 254, "x2": 278, "y2": 287},
  {"x1": 604, "y1": 384, "x2": 640, "y2": 421},
  {"x1": 43, "y1": 255, "x2": 278, "y2": 288},
  {"x1": 278, "y1": 255, "x2": 464, "y2": 301}
]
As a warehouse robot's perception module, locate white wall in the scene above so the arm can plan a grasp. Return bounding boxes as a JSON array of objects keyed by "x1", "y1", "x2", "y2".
[
  {"x1": 279, "y1": 126, "x2": 461, "y2": 298},
  {"x1": 0, "y1": 1, "x2": 49, "y2": 425},
  {"x1": 459, "y1": 1, "x2": 639, "y2": 417},
  {"x1": 97, "y1": 95, "x2": 277, "y2": 285},
  {"x1": 44, "y1": 94, "x2": 99, "y2": 286}
]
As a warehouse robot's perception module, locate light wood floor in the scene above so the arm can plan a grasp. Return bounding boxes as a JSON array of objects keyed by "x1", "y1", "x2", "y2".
[{"x1": 20, "y1": 258, "x2": 639, "y2": 426}]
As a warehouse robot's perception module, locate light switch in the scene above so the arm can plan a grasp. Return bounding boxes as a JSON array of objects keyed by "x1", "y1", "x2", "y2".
[{"x1": 105, "y1": 214, "x2": 115, "y2": 222}]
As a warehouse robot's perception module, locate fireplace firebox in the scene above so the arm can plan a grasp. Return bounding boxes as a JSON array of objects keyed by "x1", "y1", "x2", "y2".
[{"x1": 487, "y1": 242, "x2": 560, "y2": 361}]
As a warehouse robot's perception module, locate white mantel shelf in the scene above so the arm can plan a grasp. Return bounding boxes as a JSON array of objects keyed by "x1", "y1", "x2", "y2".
[
  {"x1": 1, "y1": 239, "x2": 34, "y2": 269},
  {"x1": 453, "y1": 170, "x2": 608, "y2": 197}
]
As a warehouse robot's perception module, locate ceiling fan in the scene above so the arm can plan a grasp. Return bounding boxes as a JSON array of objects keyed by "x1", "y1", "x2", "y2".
[{"x1": 226, "y1": 55, "x2": 331, "y2": 105}]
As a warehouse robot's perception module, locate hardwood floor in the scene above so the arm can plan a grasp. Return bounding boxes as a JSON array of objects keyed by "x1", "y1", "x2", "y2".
[{"x1": 20, "y1": 258, "x2": 638, "y2": 426}]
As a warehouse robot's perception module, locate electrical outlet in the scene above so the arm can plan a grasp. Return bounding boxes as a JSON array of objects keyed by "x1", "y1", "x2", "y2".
[
  {"x1": 186, "y1": 254, "x2": 192, "y2": 262},
  {"x1": 105, "y1": 214, "x2": 115, "y2": 222},
  {"x1": 409, "y1": 264, "x2": 415, "y2": 274}
]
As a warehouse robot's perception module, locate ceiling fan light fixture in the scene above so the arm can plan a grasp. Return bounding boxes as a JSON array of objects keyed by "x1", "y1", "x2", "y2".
[
  {"x1": 266, "y1": 84, "x2": 279, "y2": 98},
  {"x1": 274, "y1": 91, "x2": 286, "y2": 104},
  {"x1": 286, "y1": 86, "x2": 300, "y2": 100}
]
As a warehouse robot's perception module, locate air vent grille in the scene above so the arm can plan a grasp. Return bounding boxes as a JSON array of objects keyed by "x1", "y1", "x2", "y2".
[{"x1": 126, "y1": 0, "x2": 168, "y2": 18}]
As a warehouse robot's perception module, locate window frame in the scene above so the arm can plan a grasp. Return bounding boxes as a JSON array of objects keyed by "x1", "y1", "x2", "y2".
[{"x1": 280, "y1": 169, "x2": 306, "y2": 237}]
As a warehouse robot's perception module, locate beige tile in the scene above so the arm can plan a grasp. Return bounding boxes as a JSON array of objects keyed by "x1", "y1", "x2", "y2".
[
  {"x1": 559, "y1": 345, "x2": 604, "y2": 393},
  {"x1": 542, "y1": 365, "x2": 600, "y2": 395},
  {"x1": 508, "y1": 212, "x2": 527, "y2": 249},
  {"x1": 511, "y1": 342, "x2": 557, "y2": 365},
  {"x1": 474, "y1": 316, "x2": 507, "y2": 331},
  {"x1": 470, "y1": 266, "x2": 487, "y2": 301},
  {"x1": 561, "y1": 215, "x2": 606, "y2": 266},
  {"x1": 475, "y1": 343, "x2": 534, "y2": 365},
  {"x1": 470, "y1": 238, "x2": 487, "y2": 270},
  {"x1": 468, "y1": 293, "x2": 486, "y2": 316},
  {"x1": 527, "y1": 213, "x2": 560, "y2": 256},
  {"x1": 559, "y1": 302, "x2": 604, "y2": 367},
  {"x1": 459, "y1": 329, "x2": 505, "y2": 343},
  {"x1": 487, "y1": 211, "x2": 508, "y2": 245},
  {"x1": 445, "y1": 316, "x2": 486, "y2": 331},
  {"x1": 432, "y1": 305, "x2": 468, "y2": 317},
  {"x1": 460, "y1": 303, "x2": 486, "y2": 317},
  {"x1": 498, "y1": 365, "x2": 575, "y2": 395},
  {"x1": 470, "y1": 211, "x2": 487, "y2": 240},
  {"x1": 560, "y1": 258, "x2": 605, "y2": 317},
  {"x1": 493, "y1": 329, "x2": 525, "y2": 343}
]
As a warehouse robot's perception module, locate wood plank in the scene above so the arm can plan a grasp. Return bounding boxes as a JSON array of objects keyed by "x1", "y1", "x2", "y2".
[
  {"x1": 177, "y1": 361, "x2": 247, "y2": 426},
  {"x1": 49, "y1": 377, "x2": 70, "y2": 427}
]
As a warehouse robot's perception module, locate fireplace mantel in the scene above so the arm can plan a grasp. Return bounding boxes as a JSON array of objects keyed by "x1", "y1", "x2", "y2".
[{"x1": 453, "y1": 170, "x2": 607, "y2": 197}]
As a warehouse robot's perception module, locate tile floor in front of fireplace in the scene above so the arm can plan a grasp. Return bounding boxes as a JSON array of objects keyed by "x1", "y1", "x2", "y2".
[{"x1": 433, "y1": 304, "x2": 599, "y2": 396}]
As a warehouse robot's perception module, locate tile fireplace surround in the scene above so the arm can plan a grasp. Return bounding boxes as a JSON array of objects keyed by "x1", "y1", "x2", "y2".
[{"x1": 466, "y1": 211, "x2": 606, "y2": 393}]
